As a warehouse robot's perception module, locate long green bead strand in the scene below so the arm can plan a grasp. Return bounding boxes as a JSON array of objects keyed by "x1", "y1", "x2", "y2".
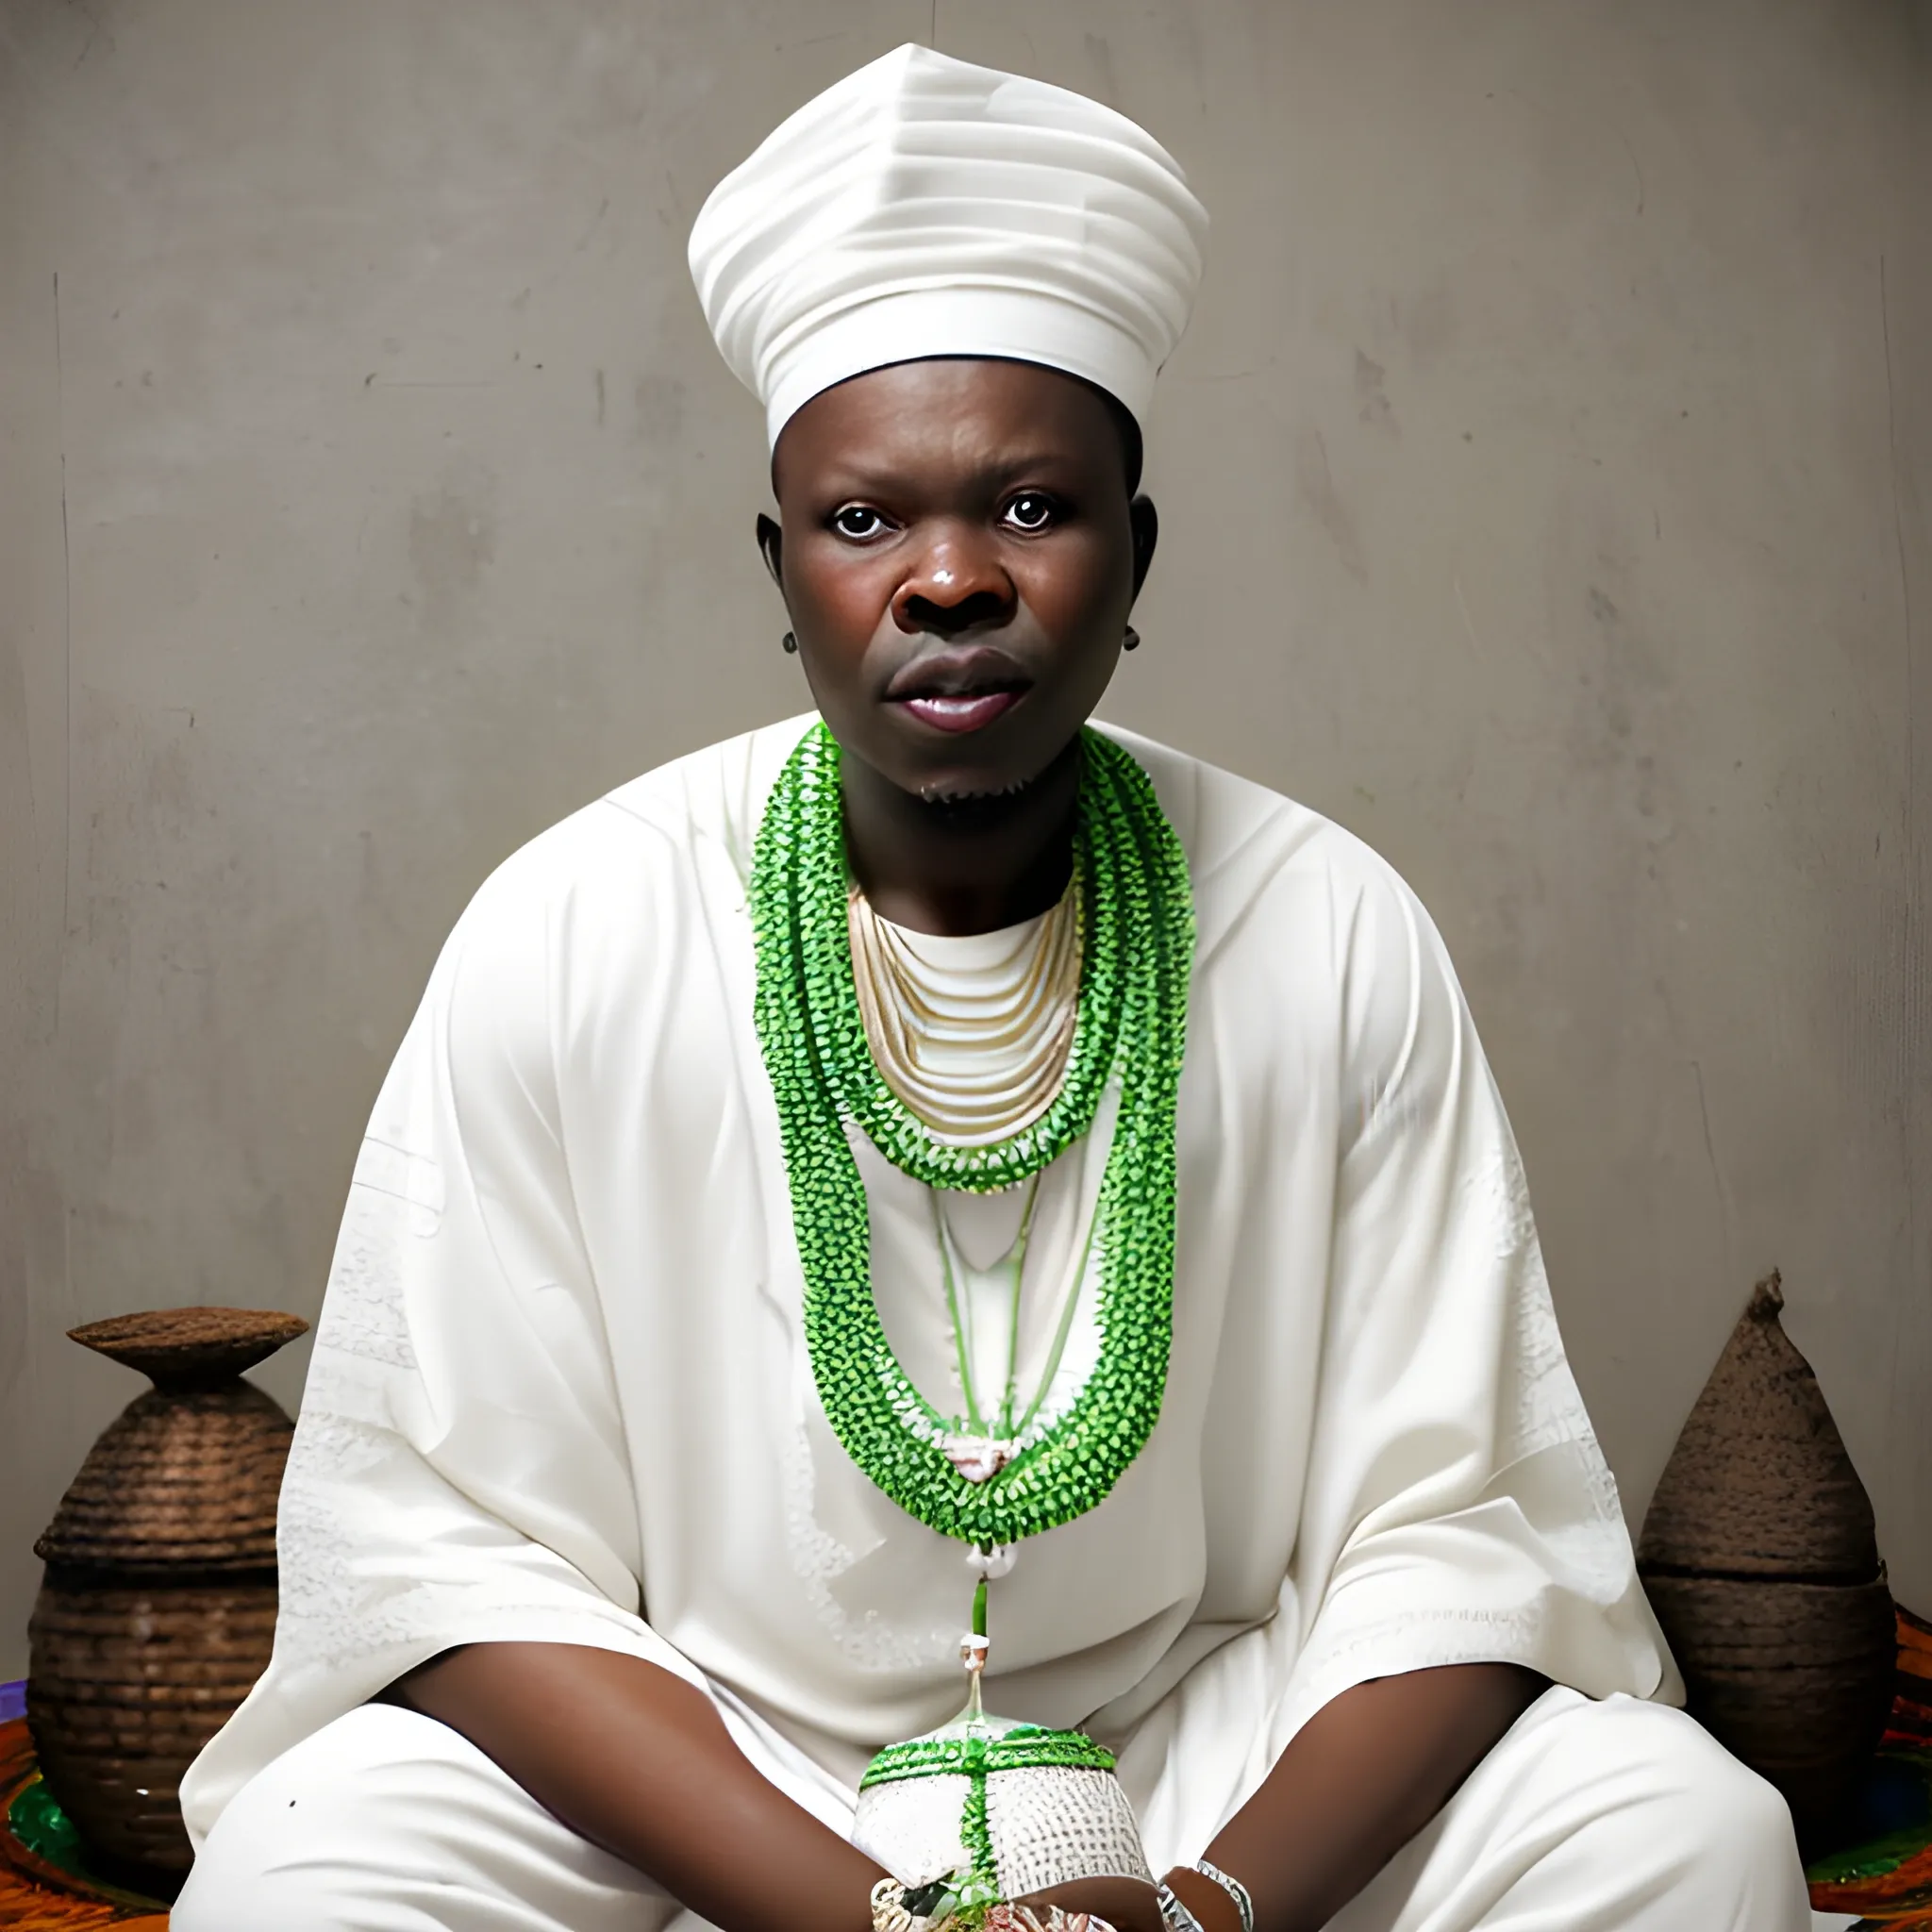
[{"x1": 749, "y1": 724, "x2": 1194, "y2": 1549}]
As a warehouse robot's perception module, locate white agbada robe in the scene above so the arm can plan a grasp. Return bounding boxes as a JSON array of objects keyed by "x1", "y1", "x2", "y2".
[{"x1": 174, "y1": 716, "x2": 1815, "y2": 1930}]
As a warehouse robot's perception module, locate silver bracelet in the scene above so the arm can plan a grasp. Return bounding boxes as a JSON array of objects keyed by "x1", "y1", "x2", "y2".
[
  {"x1": 1157, "y1": 1882, "x2": 1204, "y2": 1932},
  {"x1": 1188, "y1": 1862, "x2": 1255, "y2": 1932}
]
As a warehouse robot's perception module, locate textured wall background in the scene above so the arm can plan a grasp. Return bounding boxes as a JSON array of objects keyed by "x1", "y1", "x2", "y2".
[{"x1": 3, "y1": 0, "x2": 1928, "y2": 1679}]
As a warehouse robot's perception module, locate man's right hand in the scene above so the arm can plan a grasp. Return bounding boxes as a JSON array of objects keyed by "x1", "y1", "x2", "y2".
[{"x1": 1018, "y1": 1874, "x2": 1166, "y2": 1932}]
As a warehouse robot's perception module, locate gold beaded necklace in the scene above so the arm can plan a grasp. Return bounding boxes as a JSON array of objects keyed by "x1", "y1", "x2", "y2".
[{"x1": 846, "y1": 880, "x2": 1084, "y2": 1148}]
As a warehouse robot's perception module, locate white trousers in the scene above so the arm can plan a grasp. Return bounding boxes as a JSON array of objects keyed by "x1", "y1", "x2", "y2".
[{"x1": 173, "y1": 1690, "x2": 1831, "y2": 1932}]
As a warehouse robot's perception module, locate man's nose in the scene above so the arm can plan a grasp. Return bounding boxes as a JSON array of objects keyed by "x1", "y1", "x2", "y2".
[{"x1": 891, "y1": 526, "x2": 1017, "y2": 638}]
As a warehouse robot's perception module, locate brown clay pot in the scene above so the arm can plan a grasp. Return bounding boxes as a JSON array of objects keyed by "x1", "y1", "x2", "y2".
[
  {"x1": 27, "y1": 1307, "x2": 308, "y2": 1889},
  {"x1": 1638, "y1": 1273, "x2": 1894, "y2": 1840}
]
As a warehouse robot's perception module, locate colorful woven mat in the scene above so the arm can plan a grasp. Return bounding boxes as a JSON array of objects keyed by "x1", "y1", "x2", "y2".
[{"x1": 1806, "y1": 1607, "x2": 1932, "y2": 1927}]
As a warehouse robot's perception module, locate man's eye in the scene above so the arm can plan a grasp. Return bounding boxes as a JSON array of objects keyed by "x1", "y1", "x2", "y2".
[
  {"x1": 1001, "y1": 492, "x2": 1058, "y2": 532},
  {"x1": 832, "y1": 506, "x2": 891, "y2": 540}
]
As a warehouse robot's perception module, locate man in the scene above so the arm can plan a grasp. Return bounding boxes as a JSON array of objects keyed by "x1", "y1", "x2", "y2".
[{"x1": 174, "y1": 44, "x2": 1811, "y2": 1932}]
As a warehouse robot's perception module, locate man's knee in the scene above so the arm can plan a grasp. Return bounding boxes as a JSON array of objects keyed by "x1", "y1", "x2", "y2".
[
  {"x1": 1592, "y1": 1698, "x2": 1807, "y2": 1913},
  {"x1": 171, "y1": 1708, "x2": 388, "y2": 1928},
  {"x1": 1709, "y1": 1748, "x2": 1798, "y2": 1847},
  {"x1": 171, "y1": 1750, "x2": 377, "y2": 1932},
  {"x1": 1672, "y1": 1732, "x2": 1806, "y2": 1901},
  {"x1": 173, "y1": 1852, "x2": 309, "y2": 1932},
  {"x1": 171, "y1": 1702, "x2": 666, "y2": 1932}
]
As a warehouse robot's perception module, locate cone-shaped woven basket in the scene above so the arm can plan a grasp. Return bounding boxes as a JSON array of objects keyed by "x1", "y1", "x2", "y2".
[{"x1": 1638, "y1": 1273, "x2": 1893, "y2": 1839}]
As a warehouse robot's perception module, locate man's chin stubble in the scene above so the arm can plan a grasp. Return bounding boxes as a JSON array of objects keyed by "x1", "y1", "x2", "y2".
[{"x1": 910, "y1": 737, "x2": 1084, "y2": 825}]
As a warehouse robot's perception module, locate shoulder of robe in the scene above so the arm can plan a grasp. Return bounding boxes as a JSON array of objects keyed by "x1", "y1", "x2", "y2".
[
  {"x1": 1090, "y1": 721, "x2": 1459, "y2": 987},
  {"x1": 1093, "y1": 723, "x2": 1485, "y2": 1145},
  {"x1": 440, "y1": 714, "x2": 814, "y2": 957},
  {"x1": 416, "y1": 715, "x2": 814, "y2": 1049}
]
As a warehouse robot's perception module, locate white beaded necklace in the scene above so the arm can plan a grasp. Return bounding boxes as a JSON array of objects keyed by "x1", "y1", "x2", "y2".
[{"x1": 849, "y1": 878, "x2": 1091, "y2": 1475}]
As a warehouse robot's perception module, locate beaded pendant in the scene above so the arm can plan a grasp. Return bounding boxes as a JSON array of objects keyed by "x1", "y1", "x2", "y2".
[{"x1": 749, "y1": 724, "x2": 1195, "y2": 1550}]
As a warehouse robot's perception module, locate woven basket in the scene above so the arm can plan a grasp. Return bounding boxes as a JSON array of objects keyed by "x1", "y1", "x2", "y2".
[
  {"x1": 1638, "y1": 1273, "x2": 1894, "y2": 1841},
  {"x1": 1643, "y1": 1571, "x2": 1897, "y2": 1824},
  {"x1": 27, "y1": 1578, "x2": 281, "y2": 1875},
  {"x1": 27, "y1": 1307, "x2": 306, "y2": 1888}
]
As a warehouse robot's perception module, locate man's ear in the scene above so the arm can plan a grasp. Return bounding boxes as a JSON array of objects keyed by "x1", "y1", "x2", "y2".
[
  {"x1": 756, "y1": 512, "x2": 785, "y2": 591},
  {"x1": 1128, "y1": 495, "x2": 1159, "y2": 601}
]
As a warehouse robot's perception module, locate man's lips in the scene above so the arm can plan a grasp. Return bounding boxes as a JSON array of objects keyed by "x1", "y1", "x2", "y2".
[
  {"x1": 895, "y1": 689, "x2": 1024, "y2": 734},
  {"x1": 884, "y1": 644, "x2": 1032, "y2": 735}
]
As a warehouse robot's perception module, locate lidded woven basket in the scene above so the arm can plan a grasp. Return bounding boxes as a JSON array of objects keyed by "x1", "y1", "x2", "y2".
[
  {"x1": 853, "y1": 1716, "x2": 1151, "y2": 1916},
  {"x1": 27, "y1": 1307, "x2": 308, "y2": 1889}
]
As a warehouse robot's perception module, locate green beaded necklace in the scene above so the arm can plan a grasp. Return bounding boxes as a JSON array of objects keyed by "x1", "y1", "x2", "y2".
[{"x1": 751, "y1": 723, "x2": 1194, "y2": 1552}]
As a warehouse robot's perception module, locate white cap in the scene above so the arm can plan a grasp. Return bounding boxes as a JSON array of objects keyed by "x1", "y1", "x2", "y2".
[{"x1": 689, "y1": 44, "x2": 1208, "y2": 446}]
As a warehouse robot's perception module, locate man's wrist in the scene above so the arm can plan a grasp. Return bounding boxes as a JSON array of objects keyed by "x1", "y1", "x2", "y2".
[{"x1": 1187, "y1": 1860, "x2": 1253, "y2": 1932}]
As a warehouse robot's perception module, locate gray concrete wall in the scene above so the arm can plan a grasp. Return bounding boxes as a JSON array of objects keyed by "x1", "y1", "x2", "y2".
[{"x1": 3, "y1": 0, "x2": 1927, "y2": 1680}]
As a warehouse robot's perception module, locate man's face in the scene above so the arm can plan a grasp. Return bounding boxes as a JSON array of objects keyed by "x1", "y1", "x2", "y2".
[{"x1": 767, "y1": 358, "x2": 1147, "y2": 804}]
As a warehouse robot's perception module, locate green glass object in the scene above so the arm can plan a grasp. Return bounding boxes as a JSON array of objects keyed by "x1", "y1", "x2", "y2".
[
  {"x1": 9, "y1": 1774, "x2": 86, "y2": 1874},
  {"x1": 5, "y1": 1773, "x2": 171, "y2": 1910}
]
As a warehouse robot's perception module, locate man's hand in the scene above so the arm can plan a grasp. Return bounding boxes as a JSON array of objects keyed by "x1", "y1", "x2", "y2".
[
  {"x1": 1158, "y1": 1866, "x2": 1241, "y2": 1932},
  {"x1": 1018, "y1": 1875, "x2": 1166, "y2": 1932}
]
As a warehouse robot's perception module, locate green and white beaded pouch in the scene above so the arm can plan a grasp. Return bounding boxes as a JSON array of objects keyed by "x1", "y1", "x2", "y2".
[{"x1": 854, "y1": 1714, "x2": 1153, "y2": 1916}]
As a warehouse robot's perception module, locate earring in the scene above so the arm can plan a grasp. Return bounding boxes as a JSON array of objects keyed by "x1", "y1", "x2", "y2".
[
  {"x1": 1123, "y1": 625, "x2": 1141, "y2": 653},
  {"x1": 781, "y1": 630, "x2": 798, "y2": 655}
]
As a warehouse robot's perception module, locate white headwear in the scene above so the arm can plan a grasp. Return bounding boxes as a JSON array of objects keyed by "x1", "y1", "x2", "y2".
[{"x1": 689, "y1": 43, "x2": 1208, "y2": 445}]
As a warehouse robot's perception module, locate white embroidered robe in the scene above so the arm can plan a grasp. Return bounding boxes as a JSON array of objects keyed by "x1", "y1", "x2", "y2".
[{"x1": 180, "y1": 717, "x2": 1676, "y2": 1873}]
